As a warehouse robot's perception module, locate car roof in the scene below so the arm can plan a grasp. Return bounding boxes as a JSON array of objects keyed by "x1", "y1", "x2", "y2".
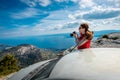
[{"x1": 49, "y1": 48, "x2": 120, "y2": 80}]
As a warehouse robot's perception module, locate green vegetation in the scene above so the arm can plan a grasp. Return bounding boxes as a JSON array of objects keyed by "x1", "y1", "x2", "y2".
[{"x1": 0, "y1": 54, "x2": 19, "y2": 77}]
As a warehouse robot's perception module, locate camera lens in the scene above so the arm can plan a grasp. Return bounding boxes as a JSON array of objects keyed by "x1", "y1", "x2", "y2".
[
  {"x1": 70, "y1": 33, "x2": 73, "y2": 37},
  {"x1": 70, "y1": 31, "x2": 76, "y2": 37}
]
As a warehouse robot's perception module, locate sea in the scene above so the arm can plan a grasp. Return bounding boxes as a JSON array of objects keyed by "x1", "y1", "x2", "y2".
[{"x1": 0, "y1": 30, "x2": 120, "y2": 49}]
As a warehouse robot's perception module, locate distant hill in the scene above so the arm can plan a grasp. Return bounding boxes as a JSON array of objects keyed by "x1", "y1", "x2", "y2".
[{"x1": 0, "y1": 44, "x2": 58, "y2": 68}]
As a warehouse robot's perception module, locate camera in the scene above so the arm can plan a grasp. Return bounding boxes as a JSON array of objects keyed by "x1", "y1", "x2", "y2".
[{"x1": 70, "y1": 31, "x2": 77, "y2": 37}]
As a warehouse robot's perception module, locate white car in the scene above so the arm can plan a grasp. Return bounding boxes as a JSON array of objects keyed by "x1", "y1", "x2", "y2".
[{"x1": 8, "y1": 48, "x2": 120, "y2": 80}]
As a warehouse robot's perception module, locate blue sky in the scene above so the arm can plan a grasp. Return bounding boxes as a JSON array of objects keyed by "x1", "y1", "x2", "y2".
[{"x1": 0, "y1": 0, "x2": 120, "y2": 37}]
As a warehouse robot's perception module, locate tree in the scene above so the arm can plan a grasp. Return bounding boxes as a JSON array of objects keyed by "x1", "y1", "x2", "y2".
[{"x1": 0, "y1": 54, "x2": 19, "y2": 76}]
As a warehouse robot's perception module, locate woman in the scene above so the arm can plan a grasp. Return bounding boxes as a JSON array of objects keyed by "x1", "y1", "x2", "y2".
[
  {"x1": 57, "y1": 23, "x2": 93, "y2": 56},
  {"x1": 73, "y1": 23, "x2": 93, "y2": 49}
]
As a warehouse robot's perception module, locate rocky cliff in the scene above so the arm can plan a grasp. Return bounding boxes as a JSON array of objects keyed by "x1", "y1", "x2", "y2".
[{"x1": 91, "y1": 32, "x2": 120, "y2": 48}]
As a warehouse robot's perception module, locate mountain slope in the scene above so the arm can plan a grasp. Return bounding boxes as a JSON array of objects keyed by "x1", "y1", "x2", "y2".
[{"x1": 0, "y1": 44, "x2": 57, "y2": 68}]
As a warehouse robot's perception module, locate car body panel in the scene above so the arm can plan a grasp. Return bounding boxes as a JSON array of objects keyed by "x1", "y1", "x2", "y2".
[{"x1": 49, "y1": 48, "x2": 120, "y2": 80}]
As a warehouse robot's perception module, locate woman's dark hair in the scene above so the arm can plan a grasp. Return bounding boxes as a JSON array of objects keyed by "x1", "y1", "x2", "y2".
[
  {"x1": 79, "y1": 23, "x2": 93, "y2": 40},
  {"x1": 80, "y1": 23, "x2": 89, "y2": 32}
]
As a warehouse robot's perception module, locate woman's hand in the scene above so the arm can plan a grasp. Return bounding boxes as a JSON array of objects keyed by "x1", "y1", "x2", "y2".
[{"x1": 73, "y1": 33, "x2": 78, "y2": 39}]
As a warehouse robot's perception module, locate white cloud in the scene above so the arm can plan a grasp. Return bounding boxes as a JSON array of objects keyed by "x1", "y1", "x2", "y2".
[
  {"x1": 79, "y1": 0, "x2": 95, "y2": 8},
  {"x1": 38, "y1": 9, "x2": 73, "y2": 29},
  {"x1": 67, "y1": 6, "x2": 120, "y2": 31},
  {"x1": 20, "y1": 0, "x2": 36, "y2": 7},
  {"x1": 55, "y1": 0, "x2": 66, "y2": 2},
  {"x1": 45, "y1": 10, "x2": 70, "y2": 20},
  {"x1": 70, "y1": 0, "x2": 95, "y2": 8},
  {"x1": 61, "y1": 21, "x2": 80, "y2": 29},
  {"x1": 68, "y1": 11, "x2": 89, "y2": 20},
  {"x1": 68, "y1": 14, "x2": 76, "y2": 20},
  {"x1": 9, "y1": 10, "x2": 80, "y2": 37},
  {"x1": 20, "y1": 0, "x2": 51, "y2": 7},
  {"x1": 11, "y1": 8, "x2": 40, "y2": 19},
  {"x1": 2, "y1": 0, "x2": 120, "y2": 37},
  {"x1": 10, "y1": 5, "x2": 120, "y2": 37},
  {"x1": 68, "y1": 6, "x2": 120, "y2": 20},
  {"x1": 38, "y1": 0, "x2": 51, "y2": 7}
]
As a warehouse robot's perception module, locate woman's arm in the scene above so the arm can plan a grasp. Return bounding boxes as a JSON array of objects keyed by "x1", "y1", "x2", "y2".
[
  {"x1": 75, "y1": 37, "x2": 79, "y2": 44},
  {"x1": 73, "y1": 33, "x2": 79, "y2": 44}
]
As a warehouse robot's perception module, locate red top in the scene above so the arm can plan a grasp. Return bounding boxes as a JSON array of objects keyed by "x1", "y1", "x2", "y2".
[{"x1": 77, "y1": 33, "x2": 91, "y2": 49}]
